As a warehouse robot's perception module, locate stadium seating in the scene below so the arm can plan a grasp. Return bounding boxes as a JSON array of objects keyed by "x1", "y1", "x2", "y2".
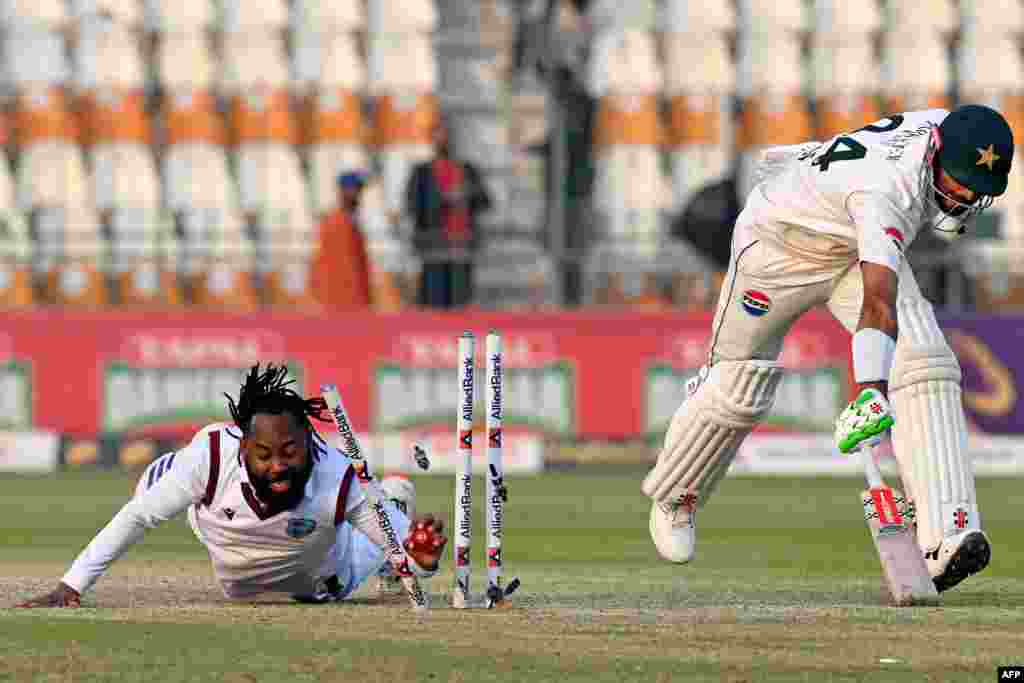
[
  {"x1": 0, "y1": 152, "x2": 34, "y2": 307},
  {"x1": 0, "y1": 0, "x2": 1017, "y2": 314}
]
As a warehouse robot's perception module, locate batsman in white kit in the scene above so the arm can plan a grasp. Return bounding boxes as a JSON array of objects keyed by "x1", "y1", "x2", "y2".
[
  {"x1": 16, "y1": 364, "x2": 447, "y2": 608},
  {"x1": 643, "y1": 104, "x2": 1014, "y2": 593}
]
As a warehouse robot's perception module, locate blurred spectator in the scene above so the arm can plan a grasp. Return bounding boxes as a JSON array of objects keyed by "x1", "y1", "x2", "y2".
[
  {"x1": 670, "y1": 175, "x2": 740, "y2": 272},
  {"x1": 405, "y1": 118, "x2": 492, "y2": 308},
  {"x1": 311, "y1": 171, "x2": 372, "y2": 309}
]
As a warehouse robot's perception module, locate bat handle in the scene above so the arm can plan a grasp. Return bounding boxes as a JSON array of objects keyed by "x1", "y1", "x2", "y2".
[{"x1": 860, "y1": 444, "x2": 885, "y2": 489}]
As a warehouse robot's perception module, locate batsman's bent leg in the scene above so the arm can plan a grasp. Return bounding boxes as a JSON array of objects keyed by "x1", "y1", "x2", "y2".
[
  {"x1": 890, "y1": 295, "x2": 989, "y2": 592},
  {"x1": 642, "y1": 360, "x2": 783, "y2": 562}
]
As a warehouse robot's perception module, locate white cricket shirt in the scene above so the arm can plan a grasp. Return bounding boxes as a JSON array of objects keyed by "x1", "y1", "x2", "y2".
[
  {"x1": 740, "y1": 109, "x2": 948, "y2": 274},
  {"x1": 62, "y1": 423, "x2": 410, "y2": 599}
]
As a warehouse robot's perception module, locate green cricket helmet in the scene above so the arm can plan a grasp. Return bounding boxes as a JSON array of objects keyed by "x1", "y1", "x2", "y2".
[{"x1": 937, "y1": 104, "x2": 1014, "y2": 197}]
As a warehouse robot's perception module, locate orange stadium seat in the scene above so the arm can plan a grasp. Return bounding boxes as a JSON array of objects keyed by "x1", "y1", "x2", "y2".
[
  {"x1": 812, "y1": 41, "x2": 881, "y2": 139},
  {"x1": 229, "y1": 87, "x2": 298, "y2": 146},
  {"x1": 18, "y1": 141, "x2": 106, "y2": 306},
  {"x1": 667, "y1": 94, "x2": 722, "y2": 148},
  {"x1": 372, "y1": 93, "x2": 438, "y2": 147},
  {"x1": 13, "y1": 87, "x2": 80, "y2": 148},
  {"x1": 80, "y1": 87, "x2": 151, "y2": 147},
  {"x1": 34, "y1": 206, "x2": 108, "y2": 307},
  {"x1": 307, "y1": 88, "x2": 364, "y2": 147},
  {"x1": 593, "y1": 94, "x2": 663, "y2": 147},
  {"x1": 161, "y1": 89, "x2": 227, "y2": 147},
  {"x1": 738, "y1": 93, "x2": 814, "y2": 148},
  {"x1": 188, "y1": 215, "x2": 258, "y2": 311}
]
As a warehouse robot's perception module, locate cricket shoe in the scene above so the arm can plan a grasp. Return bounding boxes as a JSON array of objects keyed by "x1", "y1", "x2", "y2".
[
  {"x1": 649, "y1": 494, "x2": 697, "y2": 564},
  {"x1": 926, "y1": 529, "x2": 991, "y2": 593}
]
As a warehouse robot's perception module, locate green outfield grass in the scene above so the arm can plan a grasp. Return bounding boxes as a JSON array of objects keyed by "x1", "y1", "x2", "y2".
[{"x1": 2, "y1": 469, "x2": 1023, "y2": 682}]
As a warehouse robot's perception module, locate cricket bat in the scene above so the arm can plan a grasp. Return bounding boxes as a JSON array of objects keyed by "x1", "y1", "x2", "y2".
[{"x1": 859, "y1": 443, "x2": 940, "y2": 607}]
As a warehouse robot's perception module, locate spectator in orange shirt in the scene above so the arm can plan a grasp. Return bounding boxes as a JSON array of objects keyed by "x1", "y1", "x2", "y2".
[{"x1": 311, "y1": 171, "x2": 372, "y2": 309}]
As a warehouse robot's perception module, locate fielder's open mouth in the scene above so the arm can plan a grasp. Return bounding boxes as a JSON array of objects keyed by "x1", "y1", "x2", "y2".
[{"x1": 270, "y1": 480, "x2": 291, "y2": 494}]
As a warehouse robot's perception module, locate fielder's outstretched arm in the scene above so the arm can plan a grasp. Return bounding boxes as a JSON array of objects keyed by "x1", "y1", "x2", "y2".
[{"x1": 15, "y1": 435, "x2": 212, "y2": 607}]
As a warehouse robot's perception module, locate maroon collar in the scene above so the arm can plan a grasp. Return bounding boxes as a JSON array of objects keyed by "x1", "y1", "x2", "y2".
[{"x1": 240, "y1": 482, "x2": 276, "y2": 520}]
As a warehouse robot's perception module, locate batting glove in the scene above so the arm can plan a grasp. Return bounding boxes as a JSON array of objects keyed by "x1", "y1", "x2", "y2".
[{"x1": 835, "y1": 388, "x2": 895, "y2": 454}]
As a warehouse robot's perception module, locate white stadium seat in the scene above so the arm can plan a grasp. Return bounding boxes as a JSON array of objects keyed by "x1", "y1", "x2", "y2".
[
  {"x1": 812, "y1": 41, "x2": 878, "y2": 94},
  {"x1": 144, "y1": 0, "x2": 214, "y2": 33},
  {"x1": 958, "y1": 35, "x2": 1023, "y2": 92},
  {"x1": 17, "y1": 141, "x2": 91, "y2": 209},
  {"x1": 291, "y1": 0, "x2": 363, "y2": 33},
  {"x1": 221, "y1": 35, "x2": 290, "y2": 92},
  {"x1": 220, "y1": 0, "x2": 287, "y2": 34},
  {"x1": 882, "y1": 33, "x2": 950, "y2": 93},
  {"x1": 91, "y1": 143, "x2": 160, "y2": 210},
  {"x1": 158, "y1": 33, "x2": 215, "y2": 91},
  {"x1": 662, "y1": 0, "x2": 734, "y2": 34},
  {"x1": 293, "y1": 31, "x2": 365, "y2": 90},
  {"x1": 586, "y1": 30, "x2": 663, "y2": 97},
  {"x1": 366, "y1": 0, "x2": 437, "y2": 34},
  {"x1": 72, "y1": 0, "x2": 142, "y2": 27},
  {"x1": 2, "y1": 30, "x2": 69, "y2": 88},
  {"x1": 162, "y1": 143, "x2": 237, "y2": 210},
  {"x1": 586, "y1": 0, "x2": 657, "y2": 31},
  {"x1": 0, "y1": 0, "x2": 68, "y2": 29},
  {"x1": 813, "y1": 0, "x2": 881, "y2": 35},
  {"x1": 74, "y1": 23, "x2": 146, "y2": 90},
  {"x1": 235, "y1": 143, "x2": 310, "y2": 217},
  {"x1": 737, "y1": 0, "x2": 806, "y2": 33},
  {"x1": 961, "y1": 0, "x2": 1024, "y2": 34},
  {"x1": 670, "y1": 145, "x2": 732, "y2": 212},
  {"x1": 366, "y1": 34, "x2": 437, "y2": 94},
  {"x1": 592, "y1": 146, "x2": 671, "y2": 214},
  {"x1": 738, "y1": 35, "x2": 803, "y2": 94},
  {"x1": 886, "y1": 0, "x2": 957, "y2": 34},
  {"x1": 663, "y1": 34, "x2": 734, "y2": 94}
]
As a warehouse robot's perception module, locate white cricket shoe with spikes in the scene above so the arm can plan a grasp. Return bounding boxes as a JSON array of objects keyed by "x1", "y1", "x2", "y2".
[
  {"x1": 926, "y1": 529, "x2": 991, "y2": 593},
  {"x1": 649, "y1": 494, "x2": 697, "y2": 564}
]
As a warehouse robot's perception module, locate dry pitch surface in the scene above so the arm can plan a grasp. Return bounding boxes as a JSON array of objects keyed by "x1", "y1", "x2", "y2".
[{"x1": 2, "y1": 469, "x2": 1023, "y2": 682}]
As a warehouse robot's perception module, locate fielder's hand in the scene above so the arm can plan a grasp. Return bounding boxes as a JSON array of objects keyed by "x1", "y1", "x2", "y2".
[
  {"x1": 16, "y1": 582, "x2": 81, "y2": 608},
  {"x1": 403, "y1": 514, "x2": 447, "y2": 571},
  {"x1": 835, "y1": 388, "x2": 895, "y2": 454}
]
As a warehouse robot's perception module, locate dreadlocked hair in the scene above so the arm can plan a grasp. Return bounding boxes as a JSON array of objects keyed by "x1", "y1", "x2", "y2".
[{"x1": 226, "y1": 364, "x2": 330, "y2": 448}]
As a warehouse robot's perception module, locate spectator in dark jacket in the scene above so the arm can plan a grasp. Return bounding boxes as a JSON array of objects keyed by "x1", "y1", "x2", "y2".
[{"x1": 405, "y1": 118, "x2": 492, "y2": 308}]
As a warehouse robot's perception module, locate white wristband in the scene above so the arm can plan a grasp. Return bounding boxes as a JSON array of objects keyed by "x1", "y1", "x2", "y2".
[{"x1": 852, "y1": 328, "x2": 896, "y2": 383}]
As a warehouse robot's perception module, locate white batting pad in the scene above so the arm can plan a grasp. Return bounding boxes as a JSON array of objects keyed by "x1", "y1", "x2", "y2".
[
  {"x1": 890, "y1": 297, "x2": 979, "y2": 554},
  {"x1": 642, "y1": 360, "x2": 783, "y2": 503}
]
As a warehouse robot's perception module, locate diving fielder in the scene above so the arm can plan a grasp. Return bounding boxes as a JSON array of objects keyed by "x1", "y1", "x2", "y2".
[
  {"x1": 643, "y1": 105, "x2": 1013, "y2": 592},
  {"x1": 16, "y1": 364, "x2": 447, "y2": 607}
]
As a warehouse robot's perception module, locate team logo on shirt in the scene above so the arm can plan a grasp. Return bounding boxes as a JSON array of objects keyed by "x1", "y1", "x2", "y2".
[
  {"x1": 884, "y1": 227, "x2": 905, "y2": 253},
  {"x1": 286, "y1": 518, "x2": 318, "y2": 539},
  {"x1": 740, "y1": 290, "x2": 772, "y2": 317}
]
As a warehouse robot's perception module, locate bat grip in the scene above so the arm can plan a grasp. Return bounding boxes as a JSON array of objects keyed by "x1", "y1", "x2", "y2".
[{"x1": 860, "y1": 444, "x2": 885, "y2": 489}]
